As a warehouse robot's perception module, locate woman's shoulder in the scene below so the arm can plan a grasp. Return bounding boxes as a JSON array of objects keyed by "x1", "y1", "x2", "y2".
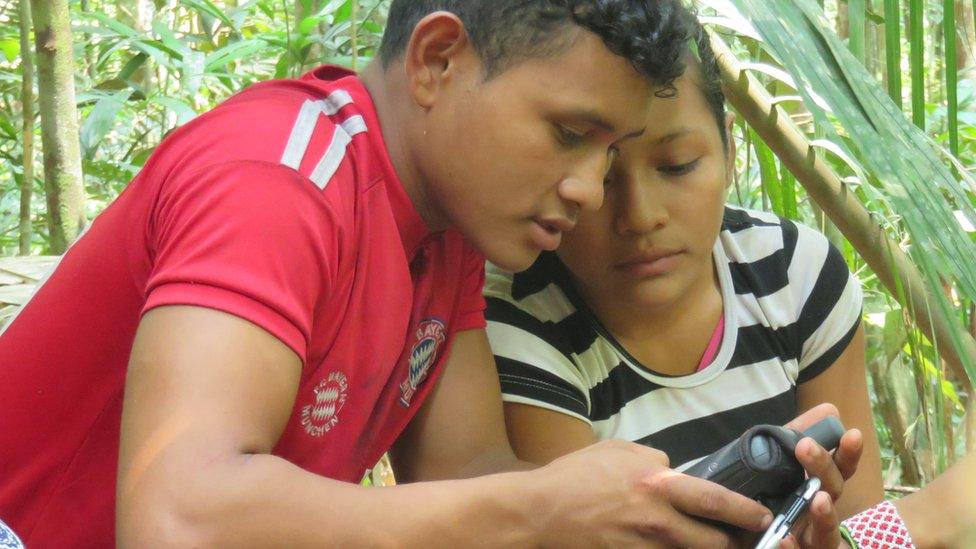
[
  {"x1": 484, "y1": 253, "x2": 575, "y2": 314},
  {"x1": 719, "y1": 205, "x2": 837, "y2": 268}
]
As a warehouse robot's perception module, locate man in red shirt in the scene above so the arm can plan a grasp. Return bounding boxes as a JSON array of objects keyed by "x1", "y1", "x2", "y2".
[{"x1": 0, "y1": 1, "x2": 851, "y2": 546}]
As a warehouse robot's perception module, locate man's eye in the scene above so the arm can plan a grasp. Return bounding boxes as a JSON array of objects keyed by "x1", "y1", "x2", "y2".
[
  {"x1": 555, "y1": 125, "x2": 586, "y2": 146},
  {"x1": 658, "y1": 158, "x2": 701, "y2": 177}
]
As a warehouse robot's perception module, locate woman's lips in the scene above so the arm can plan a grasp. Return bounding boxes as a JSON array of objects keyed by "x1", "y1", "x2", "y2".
[{"x1": 614, "y1": 249, "x2": 684, "y2": 277}]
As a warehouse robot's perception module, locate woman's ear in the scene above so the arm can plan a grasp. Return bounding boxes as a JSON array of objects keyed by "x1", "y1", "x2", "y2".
[{"x1": 724, "y1": 111, "x2": 736, "y2": 188}]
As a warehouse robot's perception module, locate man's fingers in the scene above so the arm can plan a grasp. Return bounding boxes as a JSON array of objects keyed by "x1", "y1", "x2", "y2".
[
  {"x1": 638, "y1": 510, "x2": 737, "y2": 549},
  {"x1": 796, "y1": 438, "x2": 845, "y2": 499},
  {"x1": 832, "y1": 429, "x2": 863, "y2": 480},
  {"x1": 658, "y1": 474, "x2": 773, "y2": 532}
]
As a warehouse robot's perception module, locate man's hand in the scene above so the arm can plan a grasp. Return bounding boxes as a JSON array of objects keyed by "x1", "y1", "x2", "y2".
[{"x1": 529, "y1": 439, "x2": 773, "y2": 548}]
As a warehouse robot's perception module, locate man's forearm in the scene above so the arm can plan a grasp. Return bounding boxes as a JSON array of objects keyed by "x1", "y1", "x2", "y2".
[
  {"x1": 452, "y1": 448, "x2": 537, "y2": 479},
  {"x1": 118, "y1": 453, "x2": 544, "y2": 548}
]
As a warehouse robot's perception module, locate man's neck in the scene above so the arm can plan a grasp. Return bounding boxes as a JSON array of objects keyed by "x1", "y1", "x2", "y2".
[{"x1": 360, "y1": 61, "x2": 446, "y2": 231}]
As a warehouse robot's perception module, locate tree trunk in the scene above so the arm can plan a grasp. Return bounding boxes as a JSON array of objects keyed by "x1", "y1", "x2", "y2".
[
  {"x1": 31, "y1": 0, "x2": 86, "y2": 254},
  {"x1": 19, "y1": 0, "x2": 35, "y2": 255}
]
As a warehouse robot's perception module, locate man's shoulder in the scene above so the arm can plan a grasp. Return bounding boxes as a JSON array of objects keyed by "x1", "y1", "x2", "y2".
[{"x1": 153, "y1": 70, "x2": 379, "y2": 193}]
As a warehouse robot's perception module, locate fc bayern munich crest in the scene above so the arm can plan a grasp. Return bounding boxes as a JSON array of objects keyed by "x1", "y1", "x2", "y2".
[
  {"x1": 399, "y1": 318, "x2": 446, "y2": 407},
  {"x1": 301, "y1": 370, "x2": 348, "y2": 437}
]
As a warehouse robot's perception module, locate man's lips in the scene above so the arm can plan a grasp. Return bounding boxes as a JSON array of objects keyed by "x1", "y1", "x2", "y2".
[{"x1": 530, "y1": 217, "x2": 576, "y2": 251}]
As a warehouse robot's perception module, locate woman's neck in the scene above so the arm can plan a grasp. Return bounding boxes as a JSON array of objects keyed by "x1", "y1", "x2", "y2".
[{"x1": 584, "y1": 260, "x2": 724, "y2": 376}]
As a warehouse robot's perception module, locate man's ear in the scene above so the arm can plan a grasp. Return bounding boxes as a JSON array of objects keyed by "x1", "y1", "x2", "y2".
[
  {"x1": 724, "y1": 111, "x2": 736, "y2": 188},
  {"x1": 403, "y1": 11, "x2": 474, "y2": 109}
]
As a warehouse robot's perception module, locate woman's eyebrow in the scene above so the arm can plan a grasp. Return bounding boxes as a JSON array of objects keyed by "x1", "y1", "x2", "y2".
[{"x1": 654, "y1": 128, "x2": 694, "y2": 144}]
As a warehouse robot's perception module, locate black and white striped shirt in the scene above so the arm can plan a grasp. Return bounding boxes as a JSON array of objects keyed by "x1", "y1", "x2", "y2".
[{"x1": 485, "y1": 206, "x2": 862, "y2": 468}]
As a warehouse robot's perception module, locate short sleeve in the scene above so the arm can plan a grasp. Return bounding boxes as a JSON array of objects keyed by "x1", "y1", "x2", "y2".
[
  {"x1": 144, "y1": 160, "x2": 338, "y2": 365},
  {"x1": 794, "y1": 224, "x2": 863, "y2": 384},
  {"x1": 455, "y1": 244, "x2": 487, "y2": 331},
  {"x1": 484, "y1": 265, "x2": 591, "y2": 424}
]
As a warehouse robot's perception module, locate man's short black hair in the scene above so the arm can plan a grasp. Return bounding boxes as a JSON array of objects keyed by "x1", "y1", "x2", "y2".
[{"x1": 379, "y1": 0, "x2": 697, "y2": 94}]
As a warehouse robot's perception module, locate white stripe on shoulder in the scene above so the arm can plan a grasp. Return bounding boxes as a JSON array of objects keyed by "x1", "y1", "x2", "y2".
[
  {"x1": 486, "y1": 320, "x2": 591, "y2": 398},
  {"x1": 308, "y1": 116, "x2": 368, "y2": 190},
  {"x1": 321, "y1": 89, "x2": 353, "y2": 115},
  {"x1": 501, "y1": 393, "x2": 593, "y2": 425},
  {"x1": 721, "y1": 224, "x2": 784, "y2": 264},
  {"x1": 280, "y1": 90, "x2": 356, "y2": 170},
  {"x1": 339, "y1": 114, "x2": 368, "y2": 136}
]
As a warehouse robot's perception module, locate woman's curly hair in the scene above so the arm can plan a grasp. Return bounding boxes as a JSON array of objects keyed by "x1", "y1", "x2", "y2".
[{"x1": 380, "y1": 0, "x2": 698, "y2": 95}]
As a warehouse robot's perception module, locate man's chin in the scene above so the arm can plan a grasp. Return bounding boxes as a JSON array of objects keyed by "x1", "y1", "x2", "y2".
[{"x1": 483, "y1": 247, "x2": 539, "y2": 273}]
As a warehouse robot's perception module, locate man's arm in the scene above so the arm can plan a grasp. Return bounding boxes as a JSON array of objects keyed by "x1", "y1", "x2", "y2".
[
  {"x1": 117, "y1": 306, "x2": 545, "y2": 547},
  {"x1": 796, "y1": 325, "x2": 884, "y2": 518},
  {"x1": 118, "y1": 307, "x2": 772, "y2": 548},
  {"x1": 390, "y1": 329, "x2": 529, "y2": 480}
]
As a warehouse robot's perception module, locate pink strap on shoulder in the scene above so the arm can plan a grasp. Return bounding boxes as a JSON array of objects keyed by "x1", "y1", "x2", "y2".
[{"x1": 696, "y1": 314, "x2": 725, "y2": 372}]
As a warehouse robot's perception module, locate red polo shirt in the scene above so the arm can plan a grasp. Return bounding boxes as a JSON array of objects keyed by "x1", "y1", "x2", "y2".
[{"x1": 0, "y1": 66, "x2": 486, "y2": 546}]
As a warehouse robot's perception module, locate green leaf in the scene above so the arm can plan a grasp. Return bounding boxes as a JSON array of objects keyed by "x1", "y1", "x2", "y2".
[
  {"x1": 943, "y1": 0, "x2": 958, "y2": 157},
  {"x1": 909, "y1": 0, "x2": 925, "y2": 128},
  {"x1": 333, "y1": 0, "x2": 353, "y2": 23},
  {"x1": 848, "y1": 0, "x2": 865, "y2": 62},
  {"x1": 0, "y1": 38, "x2": 19, "y2": 62},
  {"x1": 151, "y1": 21, "x2": 192, "y2": 58},
  {"x1": 151, "y1": 96, "x2": 198, "y2": 126},
  {"x1": 80, "y1": 89, "x2": 135, "y2": 157},
  {"x1": 204, "y1": 39, "x2": 268, "y2": 72},
  {"x1": 118, "y1": 53, "x2": 148, "y2": 82},
  {"x1": 883, "y1": 0, "x2": 902, "y2": 107},
  {"x1": 181, "y1": 0, "x2": 237, "y2": 31},
  {"x1": 751, "y1": 129, "x2": 783, "y2": 216},
  {"x1": 298, "y1": 16, "x2": 322, "y2": 36},
  {"x1": 0, "y1": 116, "x2": 17, "y2": 140},
  {"x1": 85, "y1": 12, "x2": 140, "y2": 39},
  {"x1": 940, "y1": 379, "x2": 962, "y2": 408}
]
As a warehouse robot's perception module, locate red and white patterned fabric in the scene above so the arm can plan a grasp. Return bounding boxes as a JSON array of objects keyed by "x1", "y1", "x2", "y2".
[{"x1": 841, "y1": 500, "x2": 915, "y2": 549}]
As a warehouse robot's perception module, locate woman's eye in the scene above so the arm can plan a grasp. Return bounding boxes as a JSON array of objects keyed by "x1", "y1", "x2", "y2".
[
  {"x1": 555, "y1": 125, "x2": 586, "y2": 147},
  {"x1": 658, "y1": 158, "x2": 701, "y2": 177}
]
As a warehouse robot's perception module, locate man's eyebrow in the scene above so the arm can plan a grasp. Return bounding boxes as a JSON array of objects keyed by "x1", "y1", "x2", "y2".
[{"x1": 565, "y1": 109, "x2": 646, "y2": 139}]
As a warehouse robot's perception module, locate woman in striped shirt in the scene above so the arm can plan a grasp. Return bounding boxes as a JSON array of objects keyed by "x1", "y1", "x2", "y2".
[{"x1": 484, "y1": 13, "x2": 884, "y2": 548}]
